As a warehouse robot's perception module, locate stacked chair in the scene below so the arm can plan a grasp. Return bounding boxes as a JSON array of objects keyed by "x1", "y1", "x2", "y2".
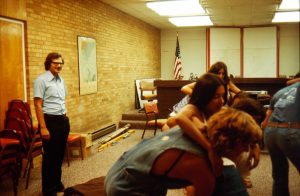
[
  {"x1": 139, "y1": 80, "x2": 157, "y2": 102},
  {"x1": 0, "y1": 129, "x2": 22, "y2": 196},
  {"x1": 4, "y1": 99, "x2": 43, "y2": 189},
  {"x1": 138, "y1": 80, "x2": 157, "y2": 112}
]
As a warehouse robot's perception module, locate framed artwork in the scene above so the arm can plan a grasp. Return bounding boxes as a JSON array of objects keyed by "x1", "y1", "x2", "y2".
[{"x1": 77, "y1": 36, "x2": 97, "y2": 95}]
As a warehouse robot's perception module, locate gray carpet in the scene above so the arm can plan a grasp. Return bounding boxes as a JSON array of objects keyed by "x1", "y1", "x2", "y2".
[{"x1": 1, "y1": 129, "x2": 299, "y2": 196}]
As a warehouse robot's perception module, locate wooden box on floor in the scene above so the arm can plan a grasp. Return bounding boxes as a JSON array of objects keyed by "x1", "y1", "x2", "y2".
[{"x1": 66, "y1": 133, "x2": 92, "y2": 159}]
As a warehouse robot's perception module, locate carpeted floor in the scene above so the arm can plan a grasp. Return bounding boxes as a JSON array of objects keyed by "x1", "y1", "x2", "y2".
[{"x1": 1, "y1": 129, "x2": 299, "y2": 196}]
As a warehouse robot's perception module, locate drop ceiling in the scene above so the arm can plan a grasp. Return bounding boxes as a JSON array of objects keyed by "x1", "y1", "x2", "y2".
[{"x1": 100, "y1": 0, "x2": 282, "y2": 29}]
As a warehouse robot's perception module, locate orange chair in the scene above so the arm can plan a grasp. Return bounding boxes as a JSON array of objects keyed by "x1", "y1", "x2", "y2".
[
  {"x1": 8, "y1": 100, "x2": 32, "y2": 118},
  {"x1": 141, "y1": 102, "x2": 166, "y2": 139},
  {"x1": 0, "y1": 134, "x2": 21, "y2": 196},
  {"x1": 139, "y1": 80, "x2": 157, "y2": 102},
  {"x1": 6, "y1": 100, "x2": 43, "y2": 189},
  {"x1": 66, "y1": 134, "x2": 83, "y2": 167},
  {"x1": 7, "y1": 100, "x2": 39, "y2": 140},
  {"x1": 5, "y1": 116, "x2": 43, "y2": 189}
]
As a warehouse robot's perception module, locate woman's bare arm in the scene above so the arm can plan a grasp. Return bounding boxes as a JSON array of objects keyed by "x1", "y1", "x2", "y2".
[
  {"x1": 261, "y1": 109, "x2": 273, "y2": 130},
  {"x1": 175, "y1": 105, "x2": 211, "y2": 150},
  {"x1": 287, "y1": 78, "x2": 300, "y2": 86},
  {"x1": 181, "y1": 82, "x2": 196, "y2": 95},
  {"x1": 228, "y1": 80, "x2": 241, "y2": 94}
]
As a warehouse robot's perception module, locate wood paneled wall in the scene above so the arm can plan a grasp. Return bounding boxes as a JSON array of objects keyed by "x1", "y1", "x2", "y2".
[
  {"x1": 0, "y1": 0, "x2": 26, "y2": 129},
  {"x1": 0, "y1": 0, "x2": 26, "y2": 20}
]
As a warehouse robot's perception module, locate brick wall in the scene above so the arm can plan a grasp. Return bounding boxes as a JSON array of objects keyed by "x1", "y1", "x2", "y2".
[{"x1": 26, "y1": 0, "x2": 161, "y2": 133}]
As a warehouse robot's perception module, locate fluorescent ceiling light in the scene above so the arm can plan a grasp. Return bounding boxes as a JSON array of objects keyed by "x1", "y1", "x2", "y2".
[
  {"x1": 169, "y1": 16, "x2": 213, "y2": 27},
  {"x1": 272, "y1": 11, "x2": 300, "y2": 23},
  {"x1": 146, "y1": 0, "x2": 205, "y2": 16},
  {"x1": 278, "y1": 0, "x2": 300, "y2": 10}
]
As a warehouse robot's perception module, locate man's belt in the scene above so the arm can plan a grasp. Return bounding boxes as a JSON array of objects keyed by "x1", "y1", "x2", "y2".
[
  {"x1": 44, "y1": 113, "x2": 67, "y2": 120},
  {"x1": 267, "y1": 122, "x2": 300, "y2": 129}
]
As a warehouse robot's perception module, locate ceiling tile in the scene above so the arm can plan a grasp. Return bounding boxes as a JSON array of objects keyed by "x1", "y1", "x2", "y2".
[{"x1": 100, "y1": 0, "x2": 283, "y2": 29}]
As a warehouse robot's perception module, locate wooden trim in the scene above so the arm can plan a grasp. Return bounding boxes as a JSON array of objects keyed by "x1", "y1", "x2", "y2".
[
  {"x1": 240, "y1": 28, "x2": 244, "y2": 77},
  {"x1": 206, "y1": 28, "x2": 210, "y2": 71},
  {"x1": 276, "y1": 26, "x2": 280, "y2": 77},
  {"x1": 232, "y1": 77, "x2": 287, "y2": 84}
]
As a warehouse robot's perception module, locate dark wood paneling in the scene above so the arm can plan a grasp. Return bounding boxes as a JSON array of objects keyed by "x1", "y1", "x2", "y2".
[
  {"x1": 155, "y1": 78, "x2": 288, "y2": 118},
  {"x1": 155, "y1": 80, "x2": 190, "y2": 118},
  {"x1": 232, "y1": 78, "x2": 288, "y2": 96}
]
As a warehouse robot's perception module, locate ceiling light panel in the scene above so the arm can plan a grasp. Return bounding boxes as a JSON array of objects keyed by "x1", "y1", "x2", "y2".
[
  {"x1": 278, "y1": 0, "x2": 300, "y2": 10},
  {"x1": 169, "y1": 16, "x2": 213, "y2": 27},
  {"x1": 146, "y1": 0, "x2": 206, "y2": 16},
  {"x1": 272, "y1": 11, "x2": 300, "y2": 22}
]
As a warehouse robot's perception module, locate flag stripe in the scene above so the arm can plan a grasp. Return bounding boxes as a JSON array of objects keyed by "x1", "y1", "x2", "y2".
[
  {"x1": 174, "y1": 35, "x2": 182, "y2": 80},
  {"x1": 174, "y1": 57, "x2": 181, "y2": 79}
]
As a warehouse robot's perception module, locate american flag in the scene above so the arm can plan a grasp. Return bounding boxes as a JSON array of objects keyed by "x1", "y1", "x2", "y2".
[{"x1": 174, "y1": 35, "x2": 182, "y2": 80}]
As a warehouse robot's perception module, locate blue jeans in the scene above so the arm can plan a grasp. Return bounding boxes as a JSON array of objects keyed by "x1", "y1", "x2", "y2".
[{"x1": 264, "y1": 127, "x2": 300, "y2": 196}]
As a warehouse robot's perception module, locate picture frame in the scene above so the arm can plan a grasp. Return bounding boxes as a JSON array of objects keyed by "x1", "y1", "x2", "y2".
[{"x1": 77, "y1": 36, "x2": 97, "y2": 95}]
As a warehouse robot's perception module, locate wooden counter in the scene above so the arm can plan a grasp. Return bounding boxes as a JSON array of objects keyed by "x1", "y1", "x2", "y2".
[
  {"x1": 154, "y1": 80, "x2": 191, "y2": 118},
  {"x1": 232, "y1": 78, "x2": 288, "y2": 96},
  {"x1": 154, "y1": 78, "x2": 288, "y2": 118}
]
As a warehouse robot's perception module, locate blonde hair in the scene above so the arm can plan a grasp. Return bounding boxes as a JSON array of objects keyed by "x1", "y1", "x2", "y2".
[{"x1": 207, "y1": 107, "x2": 262, "y2": 156}]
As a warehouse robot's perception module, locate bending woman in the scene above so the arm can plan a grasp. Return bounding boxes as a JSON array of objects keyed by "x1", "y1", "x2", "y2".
[
  {"x1": 104, "y1": 108, "x2": 262, "y2": 196},
  {"x1": 164, "y1": 73, "x2": 225, "y2": 176}
]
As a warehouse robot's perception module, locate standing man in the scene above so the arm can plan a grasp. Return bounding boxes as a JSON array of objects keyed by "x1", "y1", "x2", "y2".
[
  {"x1": 262, "y1": 80, "x2": 300, "y2": 196},
  {"x1": 34, "y1": 52, "x2": 70, "y2": 196}
]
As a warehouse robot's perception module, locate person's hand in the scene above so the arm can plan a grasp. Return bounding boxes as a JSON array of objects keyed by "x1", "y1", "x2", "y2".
[
  {"x1": 248, "y1": 143, "x2": 260, "y2": 170},
  {"x1": 260, "y1": 121, "x2": 267, "y2": 130},
  {"x1": 40, "y1": 127, "x2": 50, "y2": 140},
  {"x1": 208, "y1": 149, "x2": 223, "y2": 177}
]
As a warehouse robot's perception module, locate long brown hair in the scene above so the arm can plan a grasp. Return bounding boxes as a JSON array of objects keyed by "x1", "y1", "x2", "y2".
[{"x1": 189, "y1": 73, "x2": 225, "y2": 112}]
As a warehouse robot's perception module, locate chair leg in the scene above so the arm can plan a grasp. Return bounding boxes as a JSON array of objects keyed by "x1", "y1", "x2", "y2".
[
  {"x1": 79, "y1": 139, "x2": 83, "y2": 160},
  {"x1": 25, "y1": 159, "x2": 32, "y2": 189},
  {"x1": 24, "y1": 141, "x2": 35, "y2": 178},
  {"x1": 66, "y1": 143, "x2": 70, "y2": 167},
  {"x1": 23, "y1": 158, "x2": 29, "y2": 178},
  {"x1": 12, "y1": 169, "x2": 19, "y2": 196},
  {"x1": 153, "y1": 118, "x2": 158, "y2": 136},
  {"x1": 141, "y1": 120, "x2": 148, "y2": 139}
]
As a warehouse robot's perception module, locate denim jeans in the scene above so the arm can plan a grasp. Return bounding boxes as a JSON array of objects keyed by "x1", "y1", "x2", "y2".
[{"x1": 264, "y1": 127, "x2": 300, "y2": 196}]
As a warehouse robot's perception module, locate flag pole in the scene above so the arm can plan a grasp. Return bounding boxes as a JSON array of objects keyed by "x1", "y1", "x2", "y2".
[{"x1": 174, "y1": 32, "x2": 182, "y2": 80}]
